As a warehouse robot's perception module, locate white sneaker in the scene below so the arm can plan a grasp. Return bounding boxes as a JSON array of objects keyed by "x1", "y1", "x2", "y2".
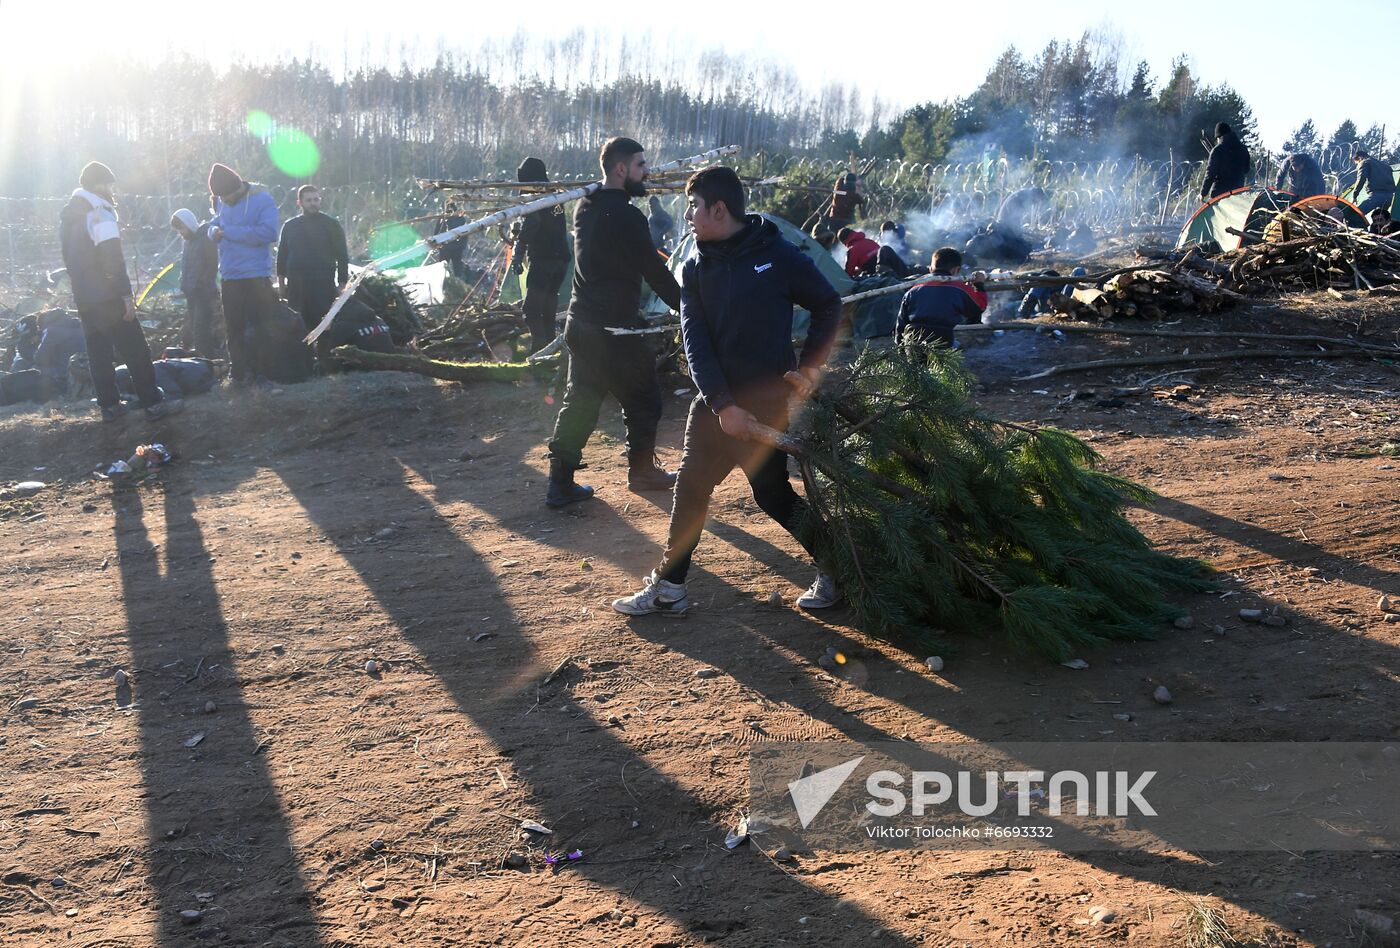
[
  {"x1": 612, "y1": 571, "x2": 690, "y2": 616},
  {"x1": 797, "y1": 572, "x2": 843, "y2": 610}
]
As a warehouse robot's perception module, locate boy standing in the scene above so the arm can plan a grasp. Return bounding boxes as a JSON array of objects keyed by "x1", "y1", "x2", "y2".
[{"x1": 613, "y1": 167, "x2": 843, "y2": 616}]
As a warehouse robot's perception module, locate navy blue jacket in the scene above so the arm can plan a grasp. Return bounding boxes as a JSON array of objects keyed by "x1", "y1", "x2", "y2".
[
  {"x1": 1274, "y1": 154, "x2": 1326, "y2": 199},
  {"x1": 896, "y1": 276, "x2": 988, "y2": 346},
  {"x1": 58, "y1": 189, "x2": 133, "y2": 309},
  {"x1": 1201, "y1": 132, "x2": 1251, "y2": 198},
  {"x1": 679, "y1": 216, "x2": 842, "y2": 413}
]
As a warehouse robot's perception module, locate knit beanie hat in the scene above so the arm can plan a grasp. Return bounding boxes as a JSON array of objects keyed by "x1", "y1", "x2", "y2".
[
  {"x1": 79, "y1": 161, "x2": 116, "y2": 190},
  {"x1": 517, "y1": 157, "x2": 548, "y2": 183},
  {"x1": 208, "y1": 163, "x2": 243, "y2": 196},
  {"x1": 171, "y1": 208, "x2": 199, "y2": 232}
]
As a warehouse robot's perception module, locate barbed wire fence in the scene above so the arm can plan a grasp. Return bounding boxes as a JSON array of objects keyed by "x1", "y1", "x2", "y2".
[{"x1": 1, "y1": 148, "x2": 1362, "y2": 298}]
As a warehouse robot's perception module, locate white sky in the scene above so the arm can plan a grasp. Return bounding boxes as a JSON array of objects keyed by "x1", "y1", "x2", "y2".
[{"x1": 0, "y1": 0, "x2": 1395, "y2": 148}]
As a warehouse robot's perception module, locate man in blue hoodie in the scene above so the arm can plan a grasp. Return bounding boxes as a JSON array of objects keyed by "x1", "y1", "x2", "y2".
[
  {"x1": 208, "y1": 162, "x2": 280, "y2": 385},
  {"x1": 58, "y1": 162, "x2": 181, "y2": 422},
  {"x1": 613, "y1": 166, "x2": 843, "y2": 616}
]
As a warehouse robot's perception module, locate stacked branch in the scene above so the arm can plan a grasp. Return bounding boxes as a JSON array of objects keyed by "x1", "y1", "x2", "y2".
[
  {"x1": 761, "y1": 345, "x2": 1214, "y2": 661},
  {"x1": 1047, "y1": 267, "x2": 1242, "y2": 321}
]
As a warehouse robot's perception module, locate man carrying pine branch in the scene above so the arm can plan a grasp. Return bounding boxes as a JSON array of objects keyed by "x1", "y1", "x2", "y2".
[{"x1": 613, "y1": 167, "x2": 844, "y2": 616}]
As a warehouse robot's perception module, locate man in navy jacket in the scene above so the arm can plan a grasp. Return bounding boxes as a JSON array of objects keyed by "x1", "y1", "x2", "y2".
[
  {"x1": 895, "y1": 248, "x2": 988, "y2": 347},
  {"x1": 613, "y1": 166, "x2": 844, "y2": 616}
]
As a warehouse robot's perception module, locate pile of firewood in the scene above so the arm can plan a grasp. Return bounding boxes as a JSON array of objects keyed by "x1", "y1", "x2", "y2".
[
  {"x1": 1046, "y1": 267, "x2": 1242, "y2": 321},
  {"x1": 1175, "y1": 214, "x2": 1400, "y2": 294}
]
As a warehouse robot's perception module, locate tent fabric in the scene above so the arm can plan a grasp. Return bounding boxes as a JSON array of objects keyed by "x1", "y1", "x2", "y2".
[
  {"x1": 1177, "y1": 188, "x2": 1292, "y2": 252},
  {"x1": 1264, "y1": 195, "x2": 1368, "y2": 241}
]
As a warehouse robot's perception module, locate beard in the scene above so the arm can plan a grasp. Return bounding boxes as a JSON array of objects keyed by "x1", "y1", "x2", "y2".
[{"x1": 623, "y1": 177, "x2": 648, "y2": 198}]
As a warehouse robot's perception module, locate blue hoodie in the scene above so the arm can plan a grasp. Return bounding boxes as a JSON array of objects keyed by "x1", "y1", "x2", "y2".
[{"x1": 211, "y1": 184, "x2": 279, "y2": 280}]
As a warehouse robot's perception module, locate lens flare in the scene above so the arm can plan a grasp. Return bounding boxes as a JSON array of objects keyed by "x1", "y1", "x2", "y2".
[
  {"x1": 368, "y1": 223, "x2": 427, "y2": 268},
  {"x1": 268, "y1": 128, "x2": 321, "y2": 178},
  {"x1": 245, "y1": 110, "x2": 274, "y2": 138}
]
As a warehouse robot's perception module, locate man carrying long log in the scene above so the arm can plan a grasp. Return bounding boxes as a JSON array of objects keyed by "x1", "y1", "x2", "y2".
[
  {"x1": 612, "y1": 166, "x2": 843, "y2": 616},
  {"x1": 544, "y1": 136, "x2": 682, "y2": 508}
]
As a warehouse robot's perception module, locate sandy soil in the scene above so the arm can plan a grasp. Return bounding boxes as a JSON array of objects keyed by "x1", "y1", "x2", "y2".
[{"x1": 1, "y1": 293, "x2": 1398, "y2": 947}]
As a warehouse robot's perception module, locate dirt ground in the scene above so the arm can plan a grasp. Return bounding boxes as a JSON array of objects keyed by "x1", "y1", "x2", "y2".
[{"x1": 2, "y1": 292, "x2": 1398, "y2": 947}]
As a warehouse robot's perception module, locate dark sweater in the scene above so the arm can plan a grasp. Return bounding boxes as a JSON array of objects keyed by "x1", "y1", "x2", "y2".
[
  {"x1": 569, "y1": 188, "x2": 680, "y2": 327},
  {"x1": 518, "y1": 202, "x2": 571, "y2": 265},
  {"x1": 58, "y1": 190, "x2": 132, "y2": 308},
  {"x1": 1201, "y1": 132, "x2": 1251, "y2": 198},
  {"x1": 277, "y1": 212, "x2": 349, "y2": 284},
  {"x1": 896, "y1": 276, "x2": 988, "y2": 346},
  {"x1": 1274, "y1": 154, "x2": 1326, "y2": 199},
  {"x1": 679, "y1": 216, "x2": 842, "y2": 413}
]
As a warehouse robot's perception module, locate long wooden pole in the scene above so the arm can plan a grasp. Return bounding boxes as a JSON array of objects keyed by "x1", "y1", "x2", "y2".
[{"x1": 306, "y1": 145, "x2": 740, "y2": 345}]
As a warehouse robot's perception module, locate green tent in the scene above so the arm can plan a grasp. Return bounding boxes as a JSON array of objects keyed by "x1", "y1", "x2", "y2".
[{"x1": 1177, "y1": 187, "x2": 1293, "y2": 252}]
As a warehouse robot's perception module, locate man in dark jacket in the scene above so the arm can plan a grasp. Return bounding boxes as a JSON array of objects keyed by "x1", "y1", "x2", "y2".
[
  {"x1": 612, "y1": 166, "x2": 843, "y2": 616},
  {"x1": 1274, "y1": 153, "x2": 1326, "y2": 200},
  {"x1": 1200, "y1": 122, "x2": 1251, "y2": 201},
  {"x1": 277, "y1": 185, "x2": 350, "y2": 333},
  {"x1": 545, "y1": 136, "x2": 683, "y2": 507},
  {"x1": 433, "y1": 202, "x2": 468, "y2": 280},
  {"x1": 1349, "y1": 150, "x2": 1396, "y2": 216},
  {"x1": 58, "y1": 162, "x2": 180, "y2": 422},
  {"x1": 875, "y1": 221, "x2": 923, "y2": 278},
  {"x1": 896, "y1": 248, "x2": 988, "y2": 347},
  {"x1": 171, "y1": 208, "x2": 222, "y2": 357},
  {"x1": 514, "y1": 157, "x2": 571, "y2": 352}
]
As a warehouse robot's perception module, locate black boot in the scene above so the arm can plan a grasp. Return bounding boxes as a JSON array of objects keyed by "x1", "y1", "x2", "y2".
[
  {"x1": 546, "y1": 458, "x2": 595, "y2": 508},
  {"x1": 627, "y1": 448, "x2": 677, "y2": 493}
]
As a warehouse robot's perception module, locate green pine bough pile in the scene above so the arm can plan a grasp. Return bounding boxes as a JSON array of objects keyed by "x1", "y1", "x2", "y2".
[{"x1": 780, "y1": 346, "x2": 1215, "y2": 661}]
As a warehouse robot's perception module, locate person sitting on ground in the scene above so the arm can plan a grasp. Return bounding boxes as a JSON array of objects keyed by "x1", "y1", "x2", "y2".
[
  {"x1": 875, "y1": 221, "x2": 924, "y2": 278},
  {"x1": 116, "y1": 356, "x2": 221, "y2": 402},
  {"x1": 895, "y1": 247, "x2": 988, "y2": 347},
  {"x1": 1369, "y1": 207, "x2": 1399, "y2": 237},
  {"x1": 1274, "y1": 153, "x2": 1326, "y2": 200},
  {"x1": 612, "y1": 166, "x2": 844, "y2": 617},
  {"x1": 1349, "y1": 149, "x2": 1397, "y2": 216},
  {"x1": 32, "y1": 310, "x2": 86, "y2": 396},
  {"x1": 1200, "y1": 122, "x2": 1251, "y2": 201},
  {"x1": 6, "y1": 312, "x2": 41, "y2": 371},
  {"x1": 170, "y1": 208, "x2": 222, "y2": 358},
  {"x1": 810, "y1": 226, "x2": 837, "y2": 252},
  {"x1": 838, "y1": 226, "x2": 881, "y2": 277},
  {"x1": 313, "y1": 296, "x2": 395, "y2": 366}
]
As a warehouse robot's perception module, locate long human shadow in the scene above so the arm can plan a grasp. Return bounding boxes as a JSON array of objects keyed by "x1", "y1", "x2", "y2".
[
  {"x1": 1152, "y1": 494, "x2": 1400, "y2": 589},
  {"x1": 272, "y1": 439, "x2": 917, "y2": 945},
  {"x1": 404, "y1": 435, "x2": 1400, "y2": 942},
  {"x1": 113, "y1": 481, "x2": 325, "y2": 947}
]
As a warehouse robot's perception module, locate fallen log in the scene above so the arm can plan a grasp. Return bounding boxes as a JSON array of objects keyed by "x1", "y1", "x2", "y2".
[
  {"x1": 1013, "y1": 347, "x2": 1391, "y2": 381},
  {"x1": 330, "y1": 346, "x2": 556, "y2": 381},
  {"x1": 964, "y1": 321, "x2": 1400, "y2": 354}
]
